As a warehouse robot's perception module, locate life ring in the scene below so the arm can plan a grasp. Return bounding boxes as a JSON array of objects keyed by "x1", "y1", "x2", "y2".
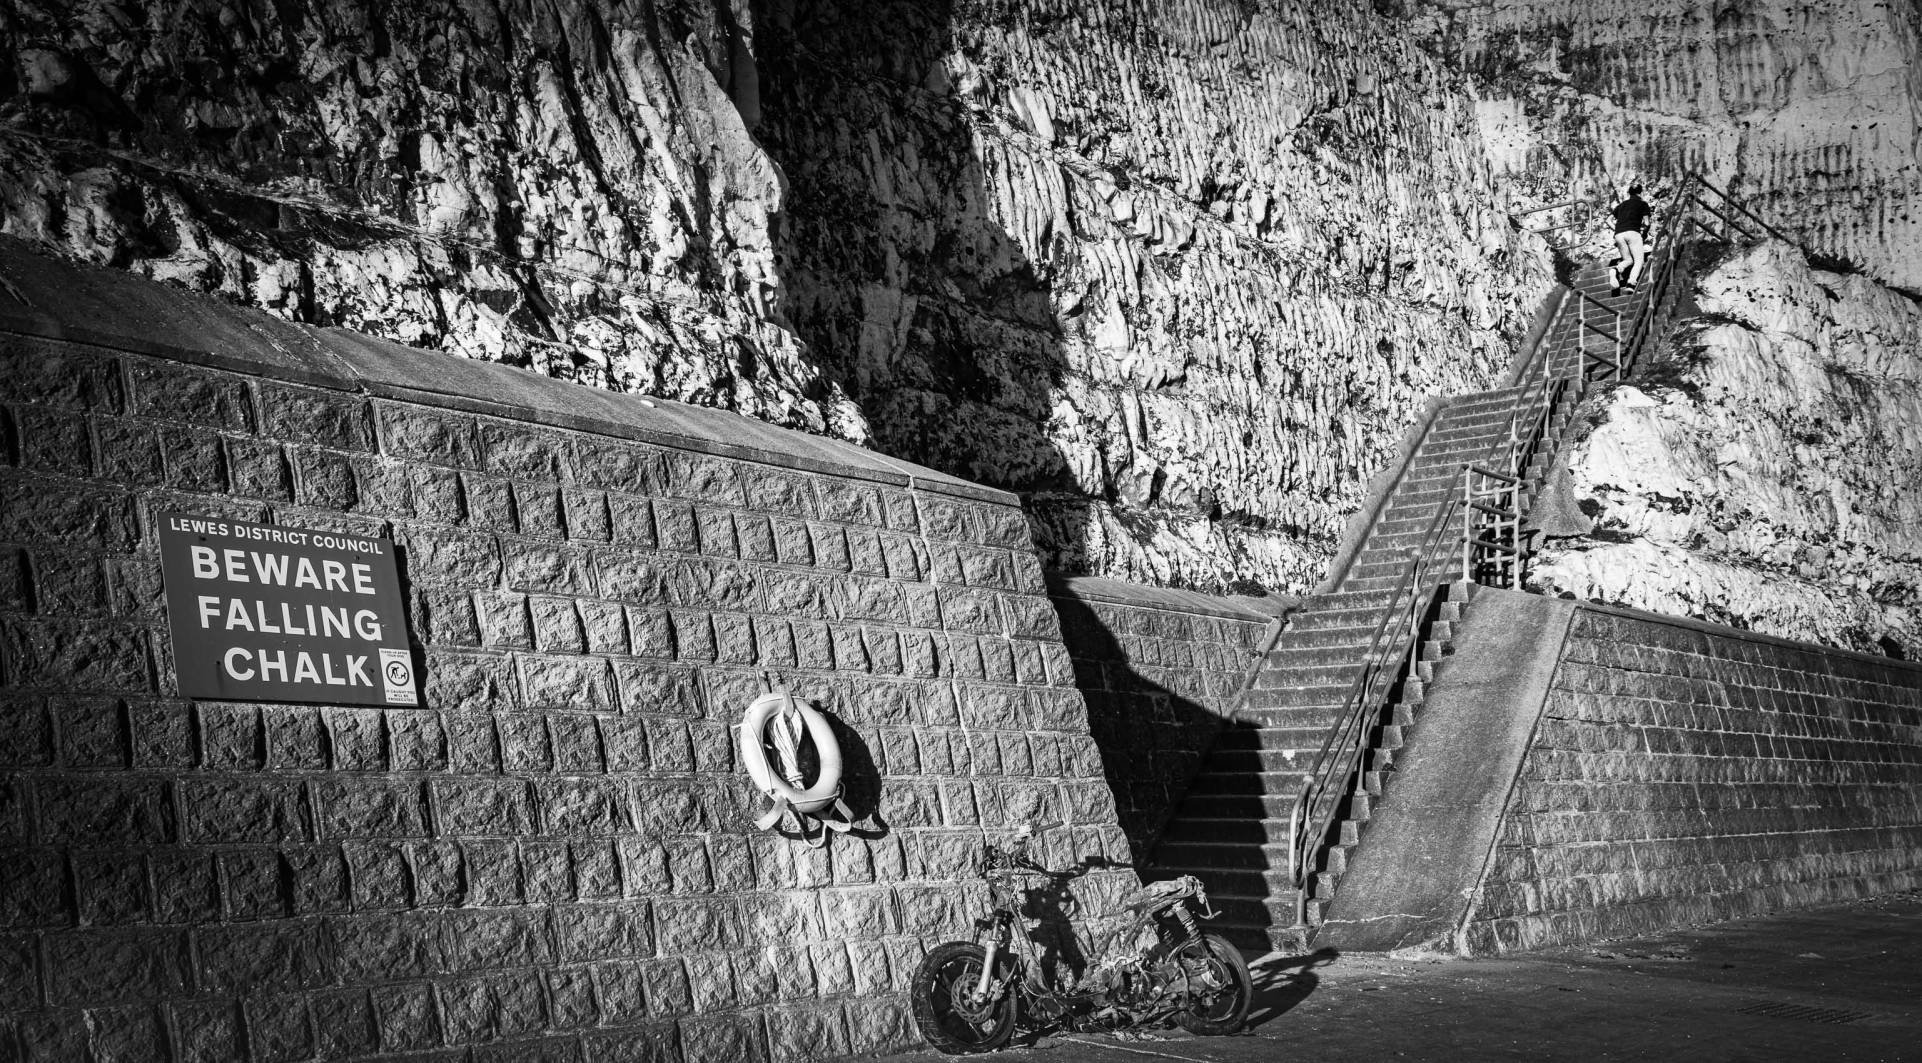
[{"x1": 737, "y1": 691, "x2": 850, "y2": 839}]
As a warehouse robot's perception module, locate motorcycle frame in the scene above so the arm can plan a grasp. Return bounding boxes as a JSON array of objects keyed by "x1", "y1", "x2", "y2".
[{"x1": 965, "y1": 843, "x2": 1209, "y2": 1023}]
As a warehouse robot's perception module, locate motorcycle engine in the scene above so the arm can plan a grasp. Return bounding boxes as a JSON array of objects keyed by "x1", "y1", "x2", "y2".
[{"x1": 1081, "y1": 955, "x2": 1156, "y2": 1009}]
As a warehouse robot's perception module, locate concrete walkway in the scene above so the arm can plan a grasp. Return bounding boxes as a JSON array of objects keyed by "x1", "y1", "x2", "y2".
[{"x1": 875, "y1": 890, "x2": 1922, "y2": 1062}]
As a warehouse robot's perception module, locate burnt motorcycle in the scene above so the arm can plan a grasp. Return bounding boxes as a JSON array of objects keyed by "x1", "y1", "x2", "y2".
[{"x1": 909, "y1": 822, "x2": 1253, "y2": 1053}]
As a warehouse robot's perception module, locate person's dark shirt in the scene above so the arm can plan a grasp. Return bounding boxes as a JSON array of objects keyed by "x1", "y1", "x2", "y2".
[{"x1": 1613, "y1": 196, "x2": 1651, "y2": 234}]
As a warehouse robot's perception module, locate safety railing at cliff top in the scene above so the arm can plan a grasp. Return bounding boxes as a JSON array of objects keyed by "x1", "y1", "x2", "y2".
[
  {"x1": 1467, "y1": 172, "x2": 1764, "y2": 571},
  {"x1": 1283, "y1": 173, "x2": 1783, "y2": 927}
]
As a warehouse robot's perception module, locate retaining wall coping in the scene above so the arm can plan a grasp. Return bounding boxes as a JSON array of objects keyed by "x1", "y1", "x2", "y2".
[
  {"x1": 1572, "y1": 598, "x2": 1922, "y2": 679},
  {"x1": 1046, "y1": 572, "x2": 1290, "y2": 623},
  {"x1": 0, "y1": 237, "x2": 1014, "y2": 508}
]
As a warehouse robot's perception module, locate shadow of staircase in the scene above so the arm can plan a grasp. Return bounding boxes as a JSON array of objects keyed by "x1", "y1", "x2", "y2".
[{"x1": 1147, "y1": 176, "x2": 1770, "y2": 953}]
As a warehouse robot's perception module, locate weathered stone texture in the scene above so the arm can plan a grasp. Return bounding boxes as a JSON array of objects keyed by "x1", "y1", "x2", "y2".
[
  {"x1": 753, "y1": 1, "x2": 1553, "y2": 591},
  {"x1": 0, "y1": 0, "x2": 1557, "y2": 594},
  {"x1": 1530, "y1": 241, "x2": 1922, "y2": 657},
  {"x1": 0, "y1": 325, "x2": 1146, "y2": 1060},
  {"x1": 1420, "y1": 0, "x2": 1922, "y2": 291},
  {"x1": 1467, "y1": 605, "x2": 1922, "y2": 955}
]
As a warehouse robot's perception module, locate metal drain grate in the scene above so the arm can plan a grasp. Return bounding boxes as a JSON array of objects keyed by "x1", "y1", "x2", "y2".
[{"x1": 1736, "y1": 1001, "x2": 1871, "y2": 1025}]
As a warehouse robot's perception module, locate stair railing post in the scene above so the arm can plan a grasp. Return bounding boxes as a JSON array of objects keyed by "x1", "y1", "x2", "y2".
[
  {"x1": 1578, "y1": 290, "x2": 1586, "y2": 378},
  {"x1": 1459, "y1": 469, "x2": 1472, "y2": 582},
  {"x1": 1613, "y1": 306, "x2": 1623, "y2": 380},
  {"x1": 1508, "y1": 476, "x2": 1521, "y2": 589}
]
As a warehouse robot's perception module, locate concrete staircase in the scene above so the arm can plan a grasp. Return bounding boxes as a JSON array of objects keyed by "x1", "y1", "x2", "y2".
[{"x1": 1147, "y1": 244, "x2": 1693, "y2": 953}]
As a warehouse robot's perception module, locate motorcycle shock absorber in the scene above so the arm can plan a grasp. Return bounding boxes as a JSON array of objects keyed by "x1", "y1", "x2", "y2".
[{"x1": 1173, "y1": 902, "x2": 1201, "y2": 940}]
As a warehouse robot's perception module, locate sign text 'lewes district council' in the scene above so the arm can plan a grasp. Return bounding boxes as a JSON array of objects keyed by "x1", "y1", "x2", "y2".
[{"x1": 159, "y1": 513, "x2": 418, "y2": 706}]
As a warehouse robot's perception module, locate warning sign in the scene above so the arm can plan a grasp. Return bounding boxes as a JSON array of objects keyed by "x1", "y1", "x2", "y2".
[{"x1": 158, "y1": 513, "x2": 418, "y2": 706}]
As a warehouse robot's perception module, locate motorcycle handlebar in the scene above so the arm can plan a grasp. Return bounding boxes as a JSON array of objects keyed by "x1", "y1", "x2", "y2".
[{"x1": 981, "y1": 844, "x2": 1053, "y2": 877}]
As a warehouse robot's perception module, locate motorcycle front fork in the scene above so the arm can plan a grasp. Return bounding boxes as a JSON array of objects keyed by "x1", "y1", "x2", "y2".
[{"x1": 973, "y1": 912, "x2": 1013, "y2": 1004}]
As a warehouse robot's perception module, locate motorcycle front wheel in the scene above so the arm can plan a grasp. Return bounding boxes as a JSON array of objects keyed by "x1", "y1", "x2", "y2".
[
  {"x1": 911, "y1": 941, "x2": 1018, "y2": 1054},
  {"x1": 1174, "y1": 932, "x2": 1253, "y2": 1035}
]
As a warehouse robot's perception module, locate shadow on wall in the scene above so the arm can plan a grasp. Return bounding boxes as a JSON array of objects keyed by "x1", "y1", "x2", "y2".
[
  {"x1": 747, "y1": 0, "x2": 1097, "y2": 568},
  {"x1": 747, "y1": 1, "x2": 1224, "y2": 871},
  {"x1": 1050, "y1": 592, "x2": 1240, "y2": 865}
]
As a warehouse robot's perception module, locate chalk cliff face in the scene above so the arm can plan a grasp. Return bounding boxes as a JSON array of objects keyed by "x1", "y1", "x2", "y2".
[
  {"x1": 0, "y1": 0, "x2": 1552, "y2": 592},
  {"x1": 751, "y1": 1, "x2": 1565, "y2": 590},
  {"x1": 1, "y1": 0, "x2": 844, "y2": 430},
  {"x1": 1413, "y1": 0, "x2": 1922, "y2": 292},
  {"x1": 1530, "y1": 242, "x2": 1922, "y2": 657},
  {"x1": 4, "y1": 0, "x2": 1919, "y2": 598}
]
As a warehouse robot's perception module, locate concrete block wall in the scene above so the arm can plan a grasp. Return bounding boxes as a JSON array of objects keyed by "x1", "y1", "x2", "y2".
[
  {"x1": 1466, "y1": 604, "x2": 1922, "y2": 954},
  {"x1": 0, "y1": 266, "x2": 1148, "y2": 1059},
  {"x1": 1047, "y1": 578, "x2": 1276, "y2": 860}
]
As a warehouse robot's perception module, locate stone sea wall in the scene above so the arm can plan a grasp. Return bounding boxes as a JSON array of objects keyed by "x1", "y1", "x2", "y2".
[
  {"x1": 0, "y1": 244, "x2": 1159, "y2": 1061},
  {"x1": 1530, "y1": 241, "x2": 1922, "y2": 658},
  {"x1": 0, "y1": 0, "x2": 1559, "y2": 593},
  {"x1": 1466, "y1": 603, "x2": 1922, "y2": 955},
  {"x1": 1048, "y1": 577, "x2": 1279, "y2": 859}
]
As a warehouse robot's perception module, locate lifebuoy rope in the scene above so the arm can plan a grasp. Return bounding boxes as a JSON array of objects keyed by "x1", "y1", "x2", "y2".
[{"x1": 737, "y1": 690, "x2": 853, "y2": 846}]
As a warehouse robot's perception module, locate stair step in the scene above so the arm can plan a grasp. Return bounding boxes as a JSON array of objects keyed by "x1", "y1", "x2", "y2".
[
  {"x1": 1183, "y1": 769, "x2": 1317, "y2": 796},
  {"x1": 1440, "y1": 387, "x2": 1533, "y2": 413},
  {"x1": 1275, "y1": 624, "x2": 1380, "y2": 650},
  {"x1": 1241, "y1": 678, "x2": 1355, "y2": 706},
  {"x1": 1340, "y1": 574, "x2": 1437, "y2": 594},
  {"x1": 1176, "y1": 792, "x2": 1310, "y2": 821},
  {"x1": 1206, "y1": 747, "x2": 1328, "y2": 774},
  {"x1": 1211, "y1": 726, "x2": 1352, "y2": 751},
  {"x1": 1347, "y1": 546, "x2": 1448, "y2": 573},
  {"x1": 1158, "y1": 816, "x2": 1303, "y2": 847},
  {"x1": 1251, "y1": 662, "x2": 1363, "y2": 690},
  {"x1": 1284, "y1": 606, "x2": 1400, "y2": 633},
  {"x1": 1233, "y1": 699, "x2": 1352, "y2": 720},
  {"x1": 1313, "y1": 869, "x2": 1341, "y2": 898},
  {"x1": 1414, "y1": 440, "x2": 1508, "y2": 462},
  {"x1": 1306, "y1": 589, "x2": 1398, "y2": 610},
  {"x1": 1177, "y1": 866, "x2": 1302, "y2": 899},
  {"x1": 1345, "y1": 557, "x2": 1432, "y2": 580},
  {"x1": 1152, "y1": 840, "x2": 1291, "y2": 871},
  {"x1": 1262, "y1": 644, "x2": 1374, "y2": 670},
  {"x1": 1422, "y1": 422, "x2": 1514, "y2": 444}
]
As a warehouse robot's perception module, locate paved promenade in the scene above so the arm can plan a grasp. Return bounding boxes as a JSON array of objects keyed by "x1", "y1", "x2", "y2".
[{"x1": 878, "y1": 891, "x2": 1922, "y2": 1062}]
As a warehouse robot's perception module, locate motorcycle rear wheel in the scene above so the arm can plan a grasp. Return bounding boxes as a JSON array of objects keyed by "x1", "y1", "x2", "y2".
[
  {"x1": 911, "y1": 941, "x2": 1017, "y2": 1054},
  {"x1": 1174, "y1": 932, "x2": 1253, "y2": 1035}
]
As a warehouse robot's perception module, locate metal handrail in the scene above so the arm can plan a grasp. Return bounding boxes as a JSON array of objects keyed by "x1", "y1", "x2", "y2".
[
  {"x1": 1570, "y1": 288, "x2": 1616, "y2": 315},
  {"x1": 1281, "y1": 171, "x2": 1788, "y2": 931},
  {"x1": 1690, "y1": 195, "x2": 1752, "y2": 242},
  {"x1": 1286, "y1": 466, "x2": 1468, "y2": 920},
  {"x1": 1686, "y1": 171, "x2": 1798, "y2": 248}
]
